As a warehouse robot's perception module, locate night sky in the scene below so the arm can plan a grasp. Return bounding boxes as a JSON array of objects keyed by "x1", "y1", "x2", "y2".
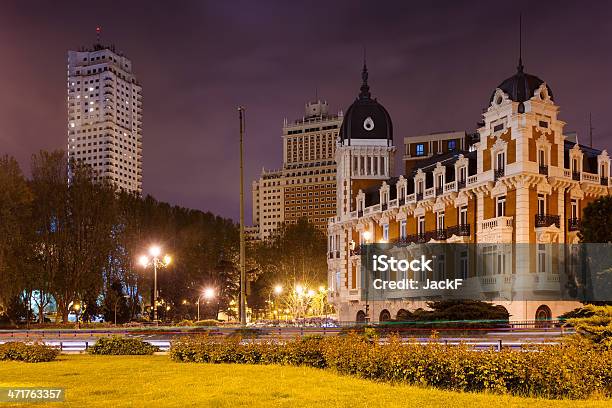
[{"x1": 1, "y1": 1, "x2": 611, "y2": 222}]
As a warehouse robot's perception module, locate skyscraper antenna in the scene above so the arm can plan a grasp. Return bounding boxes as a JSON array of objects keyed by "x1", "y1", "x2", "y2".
[{"x1": 96, "y1": 26, "x2": 101, "y2": 45}]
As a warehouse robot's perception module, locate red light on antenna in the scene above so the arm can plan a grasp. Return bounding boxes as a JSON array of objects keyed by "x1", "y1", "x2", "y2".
[{"x1": 96, "y1": 26, "x2": 101, "y2": 33}]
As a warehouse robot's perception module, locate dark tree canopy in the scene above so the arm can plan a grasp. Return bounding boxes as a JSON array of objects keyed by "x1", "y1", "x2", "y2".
[
  {"x1": 579, "y1": 196, "x2": 612, "y2": 243},
  {"x1": 0, "y1": 150, "x2": 243, "y2": 325}
]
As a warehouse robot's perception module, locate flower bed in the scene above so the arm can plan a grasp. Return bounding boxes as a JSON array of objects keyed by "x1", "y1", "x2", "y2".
[{"x1": 170, "y1": 334, "x2": 612, "y2": 399}]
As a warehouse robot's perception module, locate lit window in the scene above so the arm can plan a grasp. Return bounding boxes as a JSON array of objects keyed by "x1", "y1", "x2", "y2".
[
  {"x1": 416, "y1": 144, "x2": 425, "y2": 156},
  {"x1": 496, "y1": 196, "x2": 506, "y2": 217},
  {"x1": 399, "y1": 220, "x2": 406, "y2": 239}
]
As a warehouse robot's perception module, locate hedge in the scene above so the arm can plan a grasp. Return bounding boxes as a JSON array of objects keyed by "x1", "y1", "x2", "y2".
[
  {"x1": 89, "y1": 336, "x2": 160, "y2": 355},
  {"x1": 0, "y1": 342, "x2": 59, "y2": 362},
  {"x1": 170, "y1": 334, "x2": 612, "y2": 399}
]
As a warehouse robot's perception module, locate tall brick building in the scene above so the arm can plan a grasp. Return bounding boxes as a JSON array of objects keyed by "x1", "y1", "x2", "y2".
[{"x1": 251, "y1": 100, "x2": 342, "y2": 240}]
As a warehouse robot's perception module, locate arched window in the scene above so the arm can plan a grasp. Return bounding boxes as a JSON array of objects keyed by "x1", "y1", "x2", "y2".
[
  {"x1": 356, "y1": 310, "x2": 366, "y2": 323},
  {"x1": 379, "y1": 309, "x2": 391, "y2": 322}
]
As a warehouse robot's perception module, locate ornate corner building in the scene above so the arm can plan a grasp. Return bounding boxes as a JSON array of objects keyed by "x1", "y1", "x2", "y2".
[{"x1": 327, "y1": 58, "x2": 611, "y2": 322}]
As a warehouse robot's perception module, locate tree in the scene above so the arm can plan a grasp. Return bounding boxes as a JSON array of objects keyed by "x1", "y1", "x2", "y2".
[
  {"x1": 253, "y1": 218, "x2": 326, "y2": 282},
  {"x1": 249, "y1": 218, "x2": 327, "y2": 317},
  {"x1": 52, "y1": 162, "x2": 116, "y2": 322},
  {"x1": 396, "y1": 300, "x2": 510, "y2": 324},
  {"x1": 579, "y1": 196, "x2": 612, "y2": 243},
  {"x1": 29, "y1": 150, "x2": 69, "y2": 322},
  {"x1": 0, "y1": 155, "x2": 33, "y2": 324},
  {"x1": 2, "y1": 149, "x2": 245, "y2": 325}
]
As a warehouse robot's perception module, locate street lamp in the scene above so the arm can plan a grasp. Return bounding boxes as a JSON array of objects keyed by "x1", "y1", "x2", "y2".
[
  {"x1": 268, "y1": 285, "x2": 283, "y2": 319},
  {"x1": 198, "y1": 288, "x2": 215, "y2": 321},
  {"x1": 73, "y1": 302, "x2": 81, "y2": 328},
  {"x1": 138, "y1": 245, "x2": 171, "y2": 323},
  {"x1": 362, "y1": 230, "x2": 372, "y2": 322}
]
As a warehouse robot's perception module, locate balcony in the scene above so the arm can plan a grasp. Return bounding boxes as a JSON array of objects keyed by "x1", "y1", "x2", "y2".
[
  {"x1": 381, "y1": 203, "x2": 388, "y2": 211},
  {"x1": 445, "y1": 180, "x2": 457, "y2": 193},
  {"x1": 567, "y1": 217, "x2": 580, "y2": 232},
  {"x1": 535, "y1": 214, "x2": 560, "y2": 228},
  {"x1": 539, "y1": 165, "x2": 548, "y2": 176},
  {"x1": 429, "y1": 228, "x2": 447, "y2": 241},
  {"x1": 494, "y1": 167, "x2": 505, "y2": 180},
  {"x1": 405, "y1": 233, "x2": 427, "y2": 244},
  {"x1": 415, "y1": 192, "x2": 423, "y2": 201},
  {"x1": 572, "y1": 171, "x2": 581, "y2": 181},
  {"x1": 457, "y1": 179, "x2": 466, "y2": 189},
  {"x1": 447, "y1": 224, "x2": 470, "y2": 237},
  {"x1": 601, "y1": 177, "x2": 609, "y2": 186},
  {"x1": 479, "y1": 216, "x2": 513, "y2": 232},
  {"x1": 479, "y1": 276, "x2": 499, "y2": 292},
  {"x1": 399, "y1": 198, "x2": 405, "y2": 206},
  {"x1": 435, "y1": 187, "x2": 444, "y2": 196}
]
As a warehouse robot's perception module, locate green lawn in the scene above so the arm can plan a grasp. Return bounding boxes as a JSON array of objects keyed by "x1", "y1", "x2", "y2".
[{"x1": 0, "y1": 355, "x2": 608, "y2": 408}]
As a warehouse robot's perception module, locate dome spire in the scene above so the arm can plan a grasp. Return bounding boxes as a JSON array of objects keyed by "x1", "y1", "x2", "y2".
[
  {"x1": 359, "y1": 48, "x2": 371, "y2": 100},
  {"x1": 517, "y1": 13, "x2": 524, "y2": 73}
]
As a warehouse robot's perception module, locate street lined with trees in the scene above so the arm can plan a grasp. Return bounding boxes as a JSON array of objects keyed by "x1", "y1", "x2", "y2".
[
  {"x1": 0, "y1": 150, "x2": 330, "y2": 325},
  {"x1": 0, "y1": 150, "x2": 240, "y2": 324}
]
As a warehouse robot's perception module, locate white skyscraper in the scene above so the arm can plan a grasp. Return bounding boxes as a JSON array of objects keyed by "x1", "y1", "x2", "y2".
[{"x1": 67, "y1": 44, "x2": 143, "y2": 194}]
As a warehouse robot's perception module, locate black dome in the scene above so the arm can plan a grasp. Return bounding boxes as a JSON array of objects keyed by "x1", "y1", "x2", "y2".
[
  {"x1": 490, "y1": 62, "x2": 553, "y2": 104},
  {"x1": 339, "y1": 64, "x2": 393, "y2": 145}
]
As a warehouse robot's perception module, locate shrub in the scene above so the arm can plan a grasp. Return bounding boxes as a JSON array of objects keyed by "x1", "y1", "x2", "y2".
[
  {"x1": 175, "y1": 319, "x2": 194, "y2": 327},
  {"x1": 567, "y1": 305, "x2": 612, "y2": 348},
  {"x1": 0, "y1": 342, "x2": 59, "y2": 362},
  {"x1": 194, "y1": 319, "x2": 220, "y2": 327},
  {"x1": 170, "y1": 333, "x2": 612, "y2": 399},
  {"x1": 89, "y1": 336, "x2": 160, "y2": 355}
]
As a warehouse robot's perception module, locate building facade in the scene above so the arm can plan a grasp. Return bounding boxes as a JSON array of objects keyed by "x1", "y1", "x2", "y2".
[
  {"x1": 328, "y1": 58, "x2": 611, "y2": 322},
  {"x1": 251, "y1": 100, "x2": 342, "y2": 240},
  {"x1": 67, "y1": 44, "x2": 143, "y2": 194}
]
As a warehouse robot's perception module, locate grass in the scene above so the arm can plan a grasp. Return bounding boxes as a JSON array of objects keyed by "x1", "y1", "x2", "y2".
[{"x1": 0, "y1": 355, "x2": 609, "y2": 408}]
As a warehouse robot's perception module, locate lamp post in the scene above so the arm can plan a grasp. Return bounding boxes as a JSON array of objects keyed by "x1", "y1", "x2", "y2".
[
  {"x1": 73, "y1": 302, "x2": 81, "y2": 329},
  {"x1": 362, "y1": 230, "x2": 372, "y2": 322},
  {"x1": 268, "y1": 285, "x2": 282, "y2": 319},
  {"x1": 197, "y1": 288, "x2": 215, "y2": 321},
  {"x1": 138, "y1": 245, "x2": 171, "y2": 323},
  {"x1": 238, "y1": 106, "x2": 247, "y2": 325},
  {"x1": 295, "y1": 284, "x2": 304, "y2": 319}
]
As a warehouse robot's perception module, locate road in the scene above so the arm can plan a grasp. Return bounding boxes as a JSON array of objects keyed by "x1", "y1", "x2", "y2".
[{"x1": 0, "y1": 325, "x2": 572, "y2": 352}]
